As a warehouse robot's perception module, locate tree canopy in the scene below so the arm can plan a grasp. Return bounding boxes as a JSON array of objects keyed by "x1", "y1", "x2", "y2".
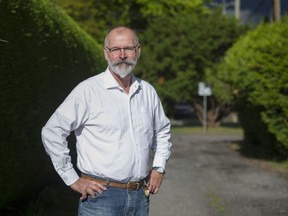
[
  {"x1": 137, "y1": 0, "x2": 203, "y2": 17},
  {"x1": 51, "y1": 0, "x2": 206, "y2": 42},
  {"x1": 136, "y1": 9, "x2": 248, "y2": 120}
]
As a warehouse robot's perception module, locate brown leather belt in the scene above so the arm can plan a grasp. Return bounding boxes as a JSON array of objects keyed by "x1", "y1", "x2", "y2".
[{"x1": 82, "y1": 174, "x2": 145, "y2": 191}]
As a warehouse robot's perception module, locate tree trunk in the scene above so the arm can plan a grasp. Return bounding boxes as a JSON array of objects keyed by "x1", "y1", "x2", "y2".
[{"x1": 192, "y1": 96, "x2": 232, "y2": 127}]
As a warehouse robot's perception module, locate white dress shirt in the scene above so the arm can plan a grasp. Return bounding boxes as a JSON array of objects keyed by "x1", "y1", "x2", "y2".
[{"x1": 41, "y1": 68, "x2": 172, "y2": 186}]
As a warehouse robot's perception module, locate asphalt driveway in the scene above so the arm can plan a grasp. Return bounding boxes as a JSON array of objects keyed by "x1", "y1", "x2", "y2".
[{"x1": 150, "y1": 133, "x2": 288, "y2": 216}]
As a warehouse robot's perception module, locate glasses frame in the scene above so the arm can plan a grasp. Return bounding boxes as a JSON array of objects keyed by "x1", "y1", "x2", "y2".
[{"x1": 105, "y1": 44, "x2": 139, "y2": 55}]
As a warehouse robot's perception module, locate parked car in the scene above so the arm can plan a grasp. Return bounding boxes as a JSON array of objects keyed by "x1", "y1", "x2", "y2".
[{"x1": 173, "y1": 102, "x2": 194, "y2": 119}]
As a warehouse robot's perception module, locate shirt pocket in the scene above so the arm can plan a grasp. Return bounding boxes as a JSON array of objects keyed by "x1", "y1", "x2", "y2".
[{"x1": 137, "y1": 107, "x2": 153, "y2": 134}]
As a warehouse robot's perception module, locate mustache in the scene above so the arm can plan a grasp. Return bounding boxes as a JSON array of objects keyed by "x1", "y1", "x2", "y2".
[{"x1": 112, "y1": 60, "x2": 135, "y2": 66}]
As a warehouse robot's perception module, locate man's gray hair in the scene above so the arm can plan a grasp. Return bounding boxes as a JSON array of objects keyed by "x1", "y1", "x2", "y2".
[{"x1": 104, "y1": 26, "x2": 139, "y2": 47}]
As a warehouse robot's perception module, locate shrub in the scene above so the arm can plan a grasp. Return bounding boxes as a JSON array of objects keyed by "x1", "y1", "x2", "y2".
[
  {"x1": 0, "y1": 0, "x2": 105, "y2": 210},
  {"x1": 217, "y1": 19, "x2": 288, "y2": 157}
]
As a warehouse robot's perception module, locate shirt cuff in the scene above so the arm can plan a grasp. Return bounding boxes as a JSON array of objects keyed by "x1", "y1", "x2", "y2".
[
  {"x1": 61, "y1": 168, "x2": 79, "y2": 186},
  {"x1": 152, "y1": 157, "x2": 167, "y2": 170}
]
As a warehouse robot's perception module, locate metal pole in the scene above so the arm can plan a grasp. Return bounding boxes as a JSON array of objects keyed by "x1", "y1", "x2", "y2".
[
  {"x1": 222, "y1": 0, "x2": 226, "y2": 15},
  {"x1": 235, "y1": 0, "x2": 241, "y2": 20},
  {"x1": 273, "y1": 0, "x2": 281, "y2": 22},
  {"x1": 203, "y1": 95, "x2": 207, "y2": 132}
]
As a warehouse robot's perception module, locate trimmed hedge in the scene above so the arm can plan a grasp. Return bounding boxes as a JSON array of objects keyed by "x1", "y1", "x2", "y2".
[
  {"x1": 0, "y1": 0, "x2": 105, "y2": 209},
  {"x1": 217, "y1": 20, "x2": 288, "y2": 157}
]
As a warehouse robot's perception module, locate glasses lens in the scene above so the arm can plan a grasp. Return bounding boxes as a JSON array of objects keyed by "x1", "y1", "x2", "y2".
[
  {"x1": 110, "y1": 48, "x2": 121, "y2": 54},
  {"x1": 107, "y1": 45, "x2": 138, "y2": 54},
  {"x1": 124, "y1": 47, "x2": 135, "y2": 53}
]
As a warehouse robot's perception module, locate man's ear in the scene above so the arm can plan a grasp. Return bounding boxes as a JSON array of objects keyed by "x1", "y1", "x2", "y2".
[
  {"x1": 104, "y1": 48, "x2": 109, "y2": 61},
  {"x1": 137, "y1": 44, "x2": 141, "y2": 58}
]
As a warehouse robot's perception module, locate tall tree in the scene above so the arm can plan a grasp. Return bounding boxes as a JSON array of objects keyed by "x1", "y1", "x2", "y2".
[
  {"x1": 137, "y1": 0, "x2": 203, "y2": 17},
  {"x1": 51, "y1": 0, "x2": 205, "y2": 42},
  {"x1": 50, "y1": 0, "x2": 143, "y2": 42},
  {"x1": 136, "y1": 9, "x2": 248, "y2": 124}
]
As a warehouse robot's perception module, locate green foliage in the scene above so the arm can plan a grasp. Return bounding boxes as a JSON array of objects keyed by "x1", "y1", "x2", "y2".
[
  {"x1": 0, "y1": 0, "x2": 105, "y2": 210},
  {"x1": 217, "y1": 20, "x2": 288, "y2": 156},
  {"x1": 137, "y1": 0, "x2": 203, "y2": 17},
  {"x1": 51, "y1": 0, "x2": 147, "y2": 42},
  {"x1": 51, "y1": 0, "x2": 206, "y2": 43},
  {"x1": 136, "y1": 9, "x2": 247, "y2": 116}
]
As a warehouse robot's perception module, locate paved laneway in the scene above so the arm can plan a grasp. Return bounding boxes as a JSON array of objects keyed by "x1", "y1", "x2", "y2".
[{"x1": 150, "y1": 133, "x2": 288, "y2": 216}]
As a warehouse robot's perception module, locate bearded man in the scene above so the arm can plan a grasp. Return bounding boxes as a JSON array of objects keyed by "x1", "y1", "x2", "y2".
[{"x1": 41, "y1": 26, "x2": 172, "y2": 216}]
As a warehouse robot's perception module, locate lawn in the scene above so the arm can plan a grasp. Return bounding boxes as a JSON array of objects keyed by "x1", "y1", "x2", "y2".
[{"x1": 171, "y1": 125, "x2": 243, "y2": 135}]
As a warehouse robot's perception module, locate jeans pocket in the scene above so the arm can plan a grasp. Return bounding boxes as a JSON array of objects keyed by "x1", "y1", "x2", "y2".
[{"x1": 87, "y1": 190, "x2": 105, "y2": 202}]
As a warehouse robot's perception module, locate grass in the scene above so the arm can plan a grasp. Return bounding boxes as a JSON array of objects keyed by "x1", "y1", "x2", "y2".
[
  {"x1": 269, "y1": 160, "x2": 288, "y2": 170},
  {"x1": 208, "y1": 191, "x2": 225, "y2": 214},
  {"x1": 171, "y1": 125, "x2": 243, "y2": 135}
]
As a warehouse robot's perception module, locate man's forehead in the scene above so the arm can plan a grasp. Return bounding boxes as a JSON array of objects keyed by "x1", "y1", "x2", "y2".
[
  {"x1": 109, "y1": 28, "x2": 133, "y2": 38},
  {"x1": 107, "y1": 29, "x2": 134, "y2": 45}
]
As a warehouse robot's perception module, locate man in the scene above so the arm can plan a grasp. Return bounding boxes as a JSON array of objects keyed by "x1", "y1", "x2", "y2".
[{"x1": 41, "y1": 26, "x2": 172, "y2": 216}]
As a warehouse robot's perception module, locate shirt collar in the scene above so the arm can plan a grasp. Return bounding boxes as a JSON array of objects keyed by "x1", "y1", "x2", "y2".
[
  {"x1": 104, "y1": 67, "x2": 141, "y2": 93},
  {"x1": 104, "y1": 68, "x2": 119, "y2": 89}
]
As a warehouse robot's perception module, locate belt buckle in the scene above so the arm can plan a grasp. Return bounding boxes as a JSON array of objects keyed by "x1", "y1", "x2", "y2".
[{"x1": 127, "y1": 181, "x2": 140, "y2": 190}]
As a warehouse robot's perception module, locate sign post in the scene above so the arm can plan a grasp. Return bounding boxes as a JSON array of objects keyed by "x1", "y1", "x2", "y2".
[{"x1": 198, "y1": 82, "x2": 212, "y2": 132}]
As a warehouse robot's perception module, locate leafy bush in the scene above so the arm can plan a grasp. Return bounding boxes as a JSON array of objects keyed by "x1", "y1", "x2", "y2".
[
  {"x1": 0, "y1": 0, "x2": 105, "y2": 210},
  {"x1": 217, "y1": 20, "x2": 288, "y2": 157}
]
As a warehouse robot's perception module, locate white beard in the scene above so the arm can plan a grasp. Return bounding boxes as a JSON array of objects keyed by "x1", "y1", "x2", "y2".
[{"x1": 108, "y1": 59, "x2": 137, "y2": 78}]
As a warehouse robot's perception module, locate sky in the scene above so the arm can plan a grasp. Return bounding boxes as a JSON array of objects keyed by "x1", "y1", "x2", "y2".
[{"x1": 212, "y1": 0, "x2": 288, "y2": 24}]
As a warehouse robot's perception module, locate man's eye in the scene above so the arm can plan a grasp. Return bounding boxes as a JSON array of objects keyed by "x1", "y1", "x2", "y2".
[
  {"x1": 108, "y1": 46, "x2": 137, "y2": 54},
  {"x1": 125, "y1": 47, "x2": 134, "y2": 51},
  {"x1": 111, "y1": 48, "x2": 121, "y2": 52}
]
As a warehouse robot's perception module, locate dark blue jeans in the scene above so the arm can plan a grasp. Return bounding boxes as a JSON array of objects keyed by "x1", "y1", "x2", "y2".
[{"x1": 78, "y1": 186, "x2": 149, "y2": 216}]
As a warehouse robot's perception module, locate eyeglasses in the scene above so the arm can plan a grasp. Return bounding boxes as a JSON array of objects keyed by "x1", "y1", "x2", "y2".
[{"x1": 105, "y1": 44, "x2": 139, "y2": 55}]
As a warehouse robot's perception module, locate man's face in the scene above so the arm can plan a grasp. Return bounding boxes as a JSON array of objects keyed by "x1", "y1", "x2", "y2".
[{"x1": 104, "y1": 29, "x2": 141, "y2": 78}]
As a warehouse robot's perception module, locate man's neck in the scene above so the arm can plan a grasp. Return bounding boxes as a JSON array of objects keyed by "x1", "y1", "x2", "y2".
[{"x1": 110, "y1": 71, "x2": 132, "y2": 94}]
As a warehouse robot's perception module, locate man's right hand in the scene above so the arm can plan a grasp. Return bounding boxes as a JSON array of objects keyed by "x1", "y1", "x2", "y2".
[{"x1": 70, "y1": 177, "x2": 107, "y2": 200}]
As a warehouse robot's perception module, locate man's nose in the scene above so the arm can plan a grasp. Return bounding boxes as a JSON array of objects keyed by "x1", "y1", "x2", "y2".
[{"x1": 119, "y1": 49, "x2": 127, "y2": 59}]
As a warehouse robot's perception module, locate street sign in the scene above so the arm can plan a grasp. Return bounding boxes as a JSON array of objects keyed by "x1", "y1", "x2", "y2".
[
  {"x1": 198, "y1": 82, "x2": 212, "y2": 132},
  {"x1": 198, "y1": 82, "x2": 212, "y2": 96}
]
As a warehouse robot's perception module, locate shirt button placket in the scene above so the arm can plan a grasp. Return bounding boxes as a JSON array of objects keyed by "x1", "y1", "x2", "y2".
[{"x1": 129, "y1": 97, "x2": 141, "y2": 178}]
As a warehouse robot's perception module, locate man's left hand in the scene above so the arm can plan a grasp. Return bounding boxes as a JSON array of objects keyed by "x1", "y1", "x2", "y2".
[{"x1": 146, "y1": 170, "x2": 164, "y2": 194}]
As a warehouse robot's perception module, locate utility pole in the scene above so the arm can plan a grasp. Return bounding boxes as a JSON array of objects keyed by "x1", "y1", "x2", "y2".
[
  {"x1": 222, "y1": 0, "x2": 226, "y2": 15},
  {"x1": 235, "y1": 0, "x2": 241, "y2": 20},
  {"x1": 272, "y1": 0, "x2": 281, "y2": 22}
]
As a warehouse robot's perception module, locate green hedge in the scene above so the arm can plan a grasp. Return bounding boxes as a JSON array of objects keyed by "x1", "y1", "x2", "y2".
[
  {"x1": 217, "y1": 20, "x2": 288, "y2": 157},
  {"x1": 0, "y1": 0, "x2": 105, "y2": 210}
]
